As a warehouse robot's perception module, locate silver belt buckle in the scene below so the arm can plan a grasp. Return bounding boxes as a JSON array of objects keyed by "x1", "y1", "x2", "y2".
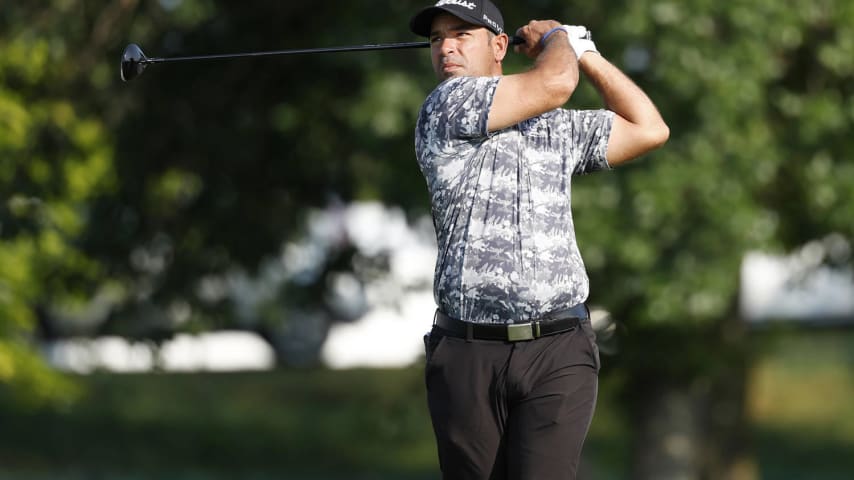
[{"x1": 507, "y1": 322, "x2": 536, "y2": 342}]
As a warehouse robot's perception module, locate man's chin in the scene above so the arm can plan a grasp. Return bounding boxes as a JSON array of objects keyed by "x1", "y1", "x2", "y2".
[{"x1": 436, "y1": 70, "x2": 465, "y2": 81}]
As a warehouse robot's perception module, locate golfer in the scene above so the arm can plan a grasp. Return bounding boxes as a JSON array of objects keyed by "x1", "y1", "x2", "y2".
[{"x1": 411, "y1": 1, "x2": 668, "y2": 478}]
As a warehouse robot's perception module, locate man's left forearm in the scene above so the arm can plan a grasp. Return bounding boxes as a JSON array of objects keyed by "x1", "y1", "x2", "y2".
[
  {"x1": 580, "y1": 53, "x2": 666, "y2": 132},
  {"x1": 579, "y1": 52, "x2": 669, "y2": 164}
]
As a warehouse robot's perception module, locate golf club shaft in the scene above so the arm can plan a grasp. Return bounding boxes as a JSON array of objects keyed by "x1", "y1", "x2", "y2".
[
  {"x1": 141, "y1": 41, "x2": 431, "y2": 64},
  {"x1": 140, "y1": 36, "x2": 525, "y2": 65}
]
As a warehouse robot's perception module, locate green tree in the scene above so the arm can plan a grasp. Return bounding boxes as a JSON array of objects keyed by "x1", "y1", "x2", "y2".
[
  {"x1": 0, "y1": 2, "x2": 118, "y2": 406},
  {"x1": 2, "y1": 1, "x2": 434, "y2": 364},
  {"x1": 89, "y1": 1, "x2": 434, "y2": 355},
  {"x1": 554, "y1": 0, "x2": 854, "y2": 477},
  {"x1": 3, "y1": 1, "x2": 853, "y2": 477}
]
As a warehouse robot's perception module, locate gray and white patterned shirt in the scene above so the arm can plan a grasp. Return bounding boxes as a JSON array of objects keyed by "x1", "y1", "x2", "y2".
[{"x1": 415, "y1": 76, "x2": 614, "y2": 324}]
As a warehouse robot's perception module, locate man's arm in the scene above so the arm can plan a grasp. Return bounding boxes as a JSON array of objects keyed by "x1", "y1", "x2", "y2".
[
  {"x1": 487, "y1": 21, "x2": 579, "y2": 132},
  {"x1": 580, "y1": 53, "x2": 670, "y2": 166}
]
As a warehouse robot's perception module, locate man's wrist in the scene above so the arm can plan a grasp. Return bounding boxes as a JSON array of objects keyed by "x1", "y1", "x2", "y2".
[
  {"x1": 569, "y1": 37, "x2": 599, "y2": 60},
  {"x1": 541, "y1": 26, "x2": 570, "y2": 46},
  {"x1": 539, "y1": 25, "x2": 599, "y2": 60}
]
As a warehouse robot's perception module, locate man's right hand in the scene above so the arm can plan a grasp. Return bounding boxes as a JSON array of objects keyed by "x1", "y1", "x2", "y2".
[{"x1": 513, "y1": 20, "x2": 563, "y2": 59}]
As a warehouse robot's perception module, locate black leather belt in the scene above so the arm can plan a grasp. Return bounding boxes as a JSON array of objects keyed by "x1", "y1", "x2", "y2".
[{"x1": 433, "y1": 304, "x2": 588, "y2": 342}]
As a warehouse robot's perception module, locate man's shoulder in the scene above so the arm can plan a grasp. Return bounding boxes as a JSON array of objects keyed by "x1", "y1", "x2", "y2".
[
  {"x1": 422, "y1": 76, "x2": 501, "y2": 109},
  {"x1": 420, "y1": 78, "x2": 464, "y2": 114},
  {"x1": 435, "y1": 75, "x2": 498, "y2": 93},
  {"x1": 416, "y1": 76, "x2": 501, "y2": 139}
]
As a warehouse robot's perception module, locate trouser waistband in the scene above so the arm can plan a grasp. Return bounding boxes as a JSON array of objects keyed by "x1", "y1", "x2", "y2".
[{"x1": 433, "y1": 304, "x2": 588, "y2": 342}]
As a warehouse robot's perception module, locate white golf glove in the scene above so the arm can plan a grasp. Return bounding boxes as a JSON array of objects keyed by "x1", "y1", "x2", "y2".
[
  {"x1": 565, "y1": 26, "x2": 598, "y2": 60},
  {"x1": 542, "y1": 25, "x2": 598, "y2": 60}
]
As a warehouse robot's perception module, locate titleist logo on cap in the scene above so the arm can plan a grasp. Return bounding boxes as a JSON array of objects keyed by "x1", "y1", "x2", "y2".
[{"x1": 436, "y1": 0, "x2": 477, "y2": 10}]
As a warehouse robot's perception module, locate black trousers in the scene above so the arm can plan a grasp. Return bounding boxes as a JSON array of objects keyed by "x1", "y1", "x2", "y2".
[{"x1": 424, "y1": 319, "x2": 600, "y2": 480}]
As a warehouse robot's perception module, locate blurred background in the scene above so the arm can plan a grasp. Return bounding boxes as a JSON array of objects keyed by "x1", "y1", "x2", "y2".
[{"x1": 1, "y1": 1, "x2": 853, "y2": 479}]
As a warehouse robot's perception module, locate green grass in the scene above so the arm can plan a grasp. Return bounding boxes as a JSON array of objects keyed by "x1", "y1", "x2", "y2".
[
  {"x1": 1, "y1": 329, "x2": 852, "y2": 479},
  {"x1": 0, "y1": 368, "x2": 437, "y2": 477},
  {"x1": 0, "y1": 365, "x2": 630, "y2": 479},
  {"x1": 748, "y1": 329, "x2": 854, "y2": 479}
]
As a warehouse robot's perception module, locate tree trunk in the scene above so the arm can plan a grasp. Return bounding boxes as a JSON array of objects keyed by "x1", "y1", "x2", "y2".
[
  {"x1": 627, "y1": 321, "x2": 758, "y2": 480},
  {"x1": 702, "y1": 320, "x2": 759, "y2": 480},
  {"x1": 632, "y1": 383, "x2": 705, "y2": 480}
]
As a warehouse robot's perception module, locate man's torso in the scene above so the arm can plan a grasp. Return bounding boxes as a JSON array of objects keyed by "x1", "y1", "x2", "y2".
[{"x1": 415, "y1": 76, "x2": 613, "y2": 323}]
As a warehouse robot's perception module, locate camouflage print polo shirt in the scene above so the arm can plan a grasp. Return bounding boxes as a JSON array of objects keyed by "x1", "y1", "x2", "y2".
[{"x1": 415, "y1": 75, "x2": 614, "y2": 324}]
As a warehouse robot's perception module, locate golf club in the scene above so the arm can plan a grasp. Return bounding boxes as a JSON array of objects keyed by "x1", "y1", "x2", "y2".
[{"x1": 120, "y1": 37, "x2": 526, "y2": 82}]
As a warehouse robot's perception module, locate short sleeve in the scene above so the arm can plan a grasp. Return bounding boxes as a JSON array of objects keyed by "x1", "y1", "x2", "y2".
[{"x1": 565, "y1": 109, "x2": 615, "y2": 175}]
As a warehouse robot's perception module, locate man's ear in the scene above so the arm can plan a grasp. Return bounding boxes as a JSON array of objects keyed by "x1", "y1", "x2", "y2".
[{"x1": 493, "y1": 33, "x2": 509, "y2": 62}]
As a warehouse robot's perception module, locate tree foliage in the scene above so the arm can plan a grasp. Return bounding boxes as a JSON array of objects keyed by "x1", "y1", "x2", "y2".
[
  {"x1": 573, "y1": 0, "x2": 854, "y2": 328},
  {"x1": 1, "y1": 0, "x2": 852, "y2": 450},
  {"x1": 0, "y1": 1, "x2": 115, "y2": 406}
]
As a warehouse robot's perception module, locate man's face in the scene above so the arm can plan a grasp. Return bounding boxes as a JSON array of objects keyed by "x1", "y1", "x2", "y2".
[{"x1": 429, "y1": 13, "x2": 504, "y2": 81}]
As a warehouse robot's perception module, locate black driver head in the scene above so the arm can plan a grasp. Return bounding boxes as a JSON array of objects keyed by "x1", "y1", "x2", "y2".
[{"x1": 121, "y1": 44, "x2": 148, "y2": 82}]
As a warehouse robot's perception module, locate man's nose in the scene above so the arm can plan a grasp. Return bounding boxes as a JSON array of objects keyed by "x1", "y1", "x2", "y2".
[{"x1": 439, "y1": 38, "x2": 456, "y2": 55}]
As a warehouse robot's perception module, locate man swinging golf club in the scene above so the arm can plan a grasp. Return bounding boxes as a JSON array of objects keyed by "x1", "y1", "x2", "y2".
[{"x1": 411, "y1": 1, "x2": 669, "y2": 479}]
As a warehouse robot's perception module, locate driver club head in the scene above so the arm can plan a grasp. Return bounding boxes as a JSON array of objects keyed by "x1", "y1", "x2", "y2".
[{"x1": 121, "y1": 43, "x2": 148, "y2": 82}]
